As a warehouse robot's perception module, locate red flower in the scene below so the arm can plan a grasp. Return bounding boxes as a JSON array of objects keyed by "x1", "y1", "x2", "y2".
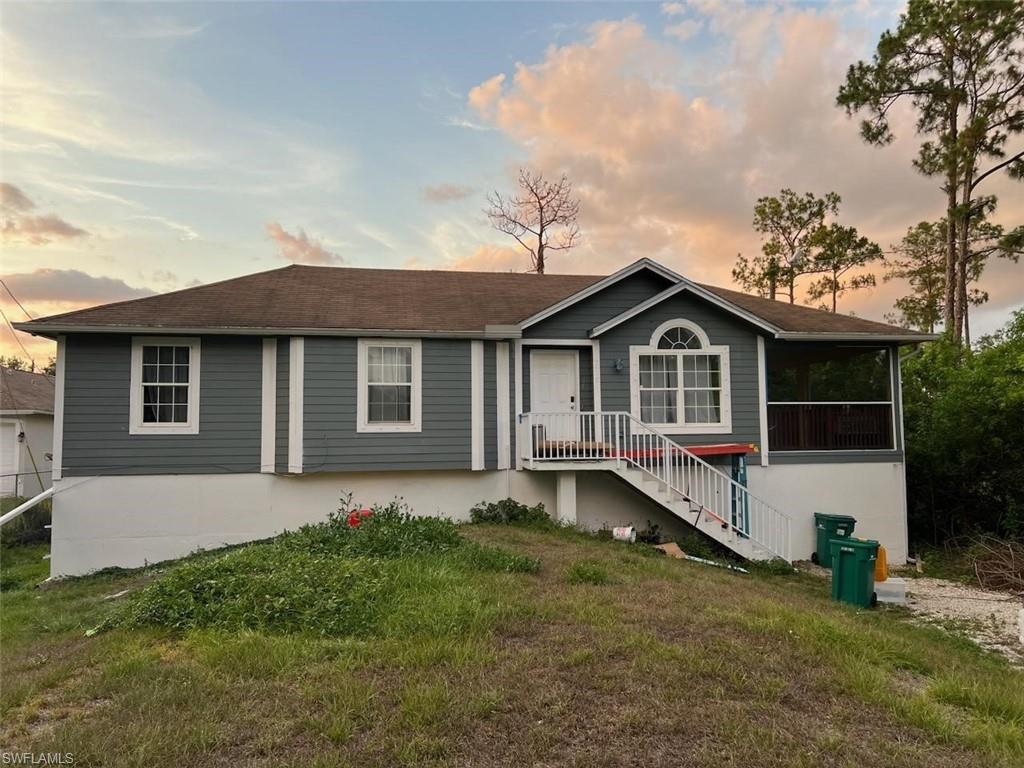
[
  {"x1": 347, "y1": 511, "x2": 361, "y2": 527},
  {"x1": 359, "y1": 508, "x2": 373, "y2": 519}
]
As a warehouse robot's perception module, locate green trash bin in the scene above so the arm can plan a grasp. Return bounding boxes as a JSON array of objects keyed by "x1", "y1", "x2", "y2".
[
  {"x1": 830, "y1": 538, "x2": 878, "y2": 608},
  {"x1": 813, "y1": 513, "x2": 856, "y2": 568}
]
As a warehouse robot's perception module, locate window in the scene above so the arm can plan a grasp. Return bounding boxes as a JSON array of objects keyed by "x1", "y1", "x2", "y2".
[
  {"x1": 630, "y1": 320, "x2": 731, "y2": 433},
  {"x1": 129, "y1": 337, "x2": 200, "y2": 434},
  {"x1": 357, "y1": 339, "x2": 422, "y2": 433}
]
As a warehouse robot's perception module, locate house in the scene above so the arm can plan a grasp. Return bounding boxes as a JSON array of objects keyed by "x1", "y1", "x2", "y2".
[
  {"x1": 1, "y1": 366, "x2": 55, "y2": 498},
  {"x1": 15, "y1": 258, "x2": 933, "y2": 576}
]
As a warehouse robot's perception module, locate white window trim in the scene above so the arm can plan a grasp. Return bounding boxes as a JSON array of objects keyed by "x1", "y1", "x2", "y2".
[
  {"x1": 356, "y1": 338, "x2": 422, "y2": 433},
  {"x1": 129, "y1": 336, "x2": 201, "y2": 435},
  {"x1": 628, "y1": 320, "x2": 732, "y2": 435}
]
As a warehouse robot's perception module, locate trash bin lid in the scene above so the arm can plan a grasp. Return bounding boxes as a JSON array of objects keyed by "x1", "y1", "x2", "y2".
[
  {"x1": 830, "y1": 537, "x2": 878, "y2": 550},
  {"x1": 814, "y1": 513, "x2": 857, "y2": 524}
]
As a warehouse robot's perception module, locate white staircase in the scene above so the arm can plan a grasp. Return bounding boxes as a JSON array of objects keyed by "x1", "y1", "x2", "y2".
[{"x1": 520, "y1": 411, "x2": 792, "y2": 562}]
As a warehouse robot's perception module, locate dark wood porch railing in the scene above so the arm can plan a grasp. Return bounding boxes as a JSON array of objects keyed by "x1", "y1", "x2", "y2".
[{"x1": 767, "y1": 403, "x2": 893, "y2": 451}]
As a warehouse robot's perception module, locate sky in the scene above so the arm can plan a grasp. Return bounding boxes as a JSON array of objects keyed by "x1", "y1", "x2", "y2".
[{"x1": 2, "y1": 0, "x2": 1022, "y2": 365}]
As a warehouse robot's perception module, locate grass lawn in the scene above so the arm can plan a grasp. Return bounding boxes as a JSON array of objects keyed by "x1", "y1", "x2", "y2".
[{"x1": 1, "y1": 523, "x2": 1022, "y2": 767}]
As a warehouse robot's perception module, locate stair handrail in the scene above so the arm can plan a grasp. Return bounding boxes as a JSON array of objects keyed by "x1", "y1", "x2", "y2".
[
  {"x1": 521, "y1": 410, "x2": 792, "y2": 561},
  {"x1": 611, "y1": 411, "x2": 791, "y2": 561}
]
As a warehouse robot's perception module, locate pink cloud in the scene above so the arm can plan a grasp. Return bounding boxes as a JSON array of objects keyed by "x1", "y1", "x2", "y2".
[
  {"x1": 1, "y1": 182, "x2": 88, "y2": 245},
  {"x1": 467, "y1": 73, "x2": 505, "y2": 117},
  {"x1": 0, "y1": 183, "x2": 35, "y2": 212},
  {"x1": 265, "y1": 221, "x2": 341, "y2": 265},
  {"x1": 466, "y1": 11, "x2": 1023, "y2": 322},
  {"x1": 2, "y1": 213, "x2": 87, "y2": 245},
  {"x1": 448, "y1": 243, "x2": 529, "y2": 273},
  {"x1": 422, "y1": 183, "x2": 474, "y2": 203}
]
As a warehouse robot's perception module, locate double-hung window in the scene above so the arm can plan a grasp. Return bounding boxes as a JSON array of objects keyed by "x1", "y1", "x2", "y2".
[
  {"x1": 357, "y1": 339, "x2": 422, "y2": 432},
  {"x1": 630, "y1": 320, "x2": 732, "y2": 434},
  {"x1": 129, "y1": 337, "x2": 201, "y2": 434}
]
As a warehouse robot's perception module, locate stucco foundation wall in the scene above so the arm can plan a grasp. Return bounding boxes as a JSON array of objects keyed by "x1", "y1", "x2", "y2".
[
  {"x1": 746, "y1": 461, "x2": 909, "y2": 564},
  {"x1": 49, "y1": 470, "x2": 561, "y2": 576},
  {"x1": 574, "y1": 471, "x2": 699, "y2": 541}
]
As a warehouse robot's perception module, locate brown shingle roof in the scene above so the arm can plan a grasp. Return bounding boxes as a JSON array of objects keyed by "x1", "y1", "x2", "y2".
[
  {"x1": 0, "y1": 367, "x2": 54, "y2": 414},
  {"x1": 18, "y1": 265, "x2": 602, "y2": 333},
  {"x1": 698, "y1": 283, "x2": 928, "y2": 336},
  {"x1": 16, "y1": 262, "x2": 926, "y2": 339}
]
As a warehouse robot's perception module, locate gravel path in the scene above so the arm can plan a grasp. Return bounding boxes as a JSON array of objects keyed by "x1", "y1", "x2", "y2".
[
  {"x1": 906, "y1": 577, "x2": 1024, "y2": 665},
  {"x1": 797, "y1": 562, "x2": 1024, "y2": 664}
]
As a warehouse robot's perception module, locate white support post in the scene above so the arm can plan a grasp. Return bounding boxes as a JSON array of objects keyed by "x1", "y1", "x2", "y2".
[
  {"x1": 261, "y1": 338, "x2": 277, "y2": 473},
  {"x1": 756, "y1": 335, "x2": 769, "y2": 467},
  {"x1": 496, "y1": 342, "x2": 511, "y2": 470},
  {"x1": 287, "y1": 337, "x2": 304, "y2": 474},
  {"x1": 471, "y1": 340, "x2": 485, "y2": 470},
  {"x1": 592, "y1": 339, "x2": 603, "y2": 442},
  {"x1": 556, "y1": 471, "x2": 577, "y2": 525}
]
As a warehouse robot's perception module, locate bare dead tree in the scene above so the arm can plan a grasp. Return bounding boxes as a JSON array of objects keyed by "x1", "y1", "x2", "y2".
[{"x1": 486, "y1": 169, "x2": 580, "y2": 274}]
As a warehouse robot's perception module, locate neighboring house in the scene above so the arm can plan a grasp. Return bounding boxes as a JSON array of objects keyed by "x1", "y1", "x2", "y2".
[
  {"x1": 15, "y1": 259, "x2": 933, "y2": 576},
  {"x1": 0, "y1": 366, "x2": 55, "y2": 498}
]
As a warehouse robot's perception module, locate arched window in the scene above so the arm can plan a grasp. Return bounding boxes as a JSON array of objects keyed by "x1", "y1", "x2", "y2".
[
  {"x1": 657, "y1": 326, "x2": 703, "y2": 350},
  {"x1": 628, "y1": 319, "x2": 731, "y2": 433},
  {"x1": 650, "y1": 319, "x2": 710, "y2": 350}
]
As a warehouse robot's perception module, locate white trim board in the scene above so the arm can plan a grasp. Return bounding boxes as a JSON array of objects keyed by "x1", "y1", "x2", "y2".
[
  {"x1": 16, "y1": 323, "x2": 524, "y2": 341},
  {"x1": 471, "y1": 340, "x2": 485, "y2": 470},
  {"x1": 260, "y1": 338, "x2": 277, "y2": 473},
  {"x1": 513, "y1": 339, "x2": 523, "y2": 470},
  {"x1": 756, "y1": 335, "x2": 769, "y2": 467},
  {"x1": 288, "y1": 337, "x2": 304, "y2": 473},
  {"x1": 496, "y1": 342, "x2": 511, "y2": 470},
  {"x1": 51, "y1": 336, "x2": 65, "y2": 482},
  {"x1": 520, "y1": 338, "x2": 598, "y2": 347}
]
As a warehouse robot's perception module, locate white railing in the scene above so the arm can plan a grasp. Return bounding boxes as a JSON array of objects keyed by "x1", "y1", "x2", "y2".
[{"x1": 519, "y1": 411, "x2": 792, "y2": 562}]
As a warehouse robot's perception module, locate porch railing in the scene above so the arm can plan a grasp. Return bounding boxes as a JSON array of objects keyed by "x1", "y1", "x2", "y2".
[
  {"x1": 518, "y1": 411, "x2": 792, "y2": 561},
  {"x1": 767, "y1": 402, "x2": 893, "y2": 451}
]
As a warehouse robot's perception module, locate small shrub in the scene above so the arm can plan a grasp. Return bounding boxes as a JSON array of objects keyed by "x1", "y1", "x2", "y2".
[
  {"x1": 566, "y1": 559, "x2": 611, "y2": 585},
  {"x1": 469, "y1": 498, "x2": 551, "y2": 527},
  {"x1": 279, "y1": 496, "x2": 463, "y2": 559}
]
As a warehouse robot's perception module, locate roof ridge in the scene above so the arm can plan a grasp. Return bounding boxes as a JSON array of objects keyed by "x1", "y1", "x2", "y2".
[{"x1": 286, "y1": 263, "x2": 605, "y2": 279}]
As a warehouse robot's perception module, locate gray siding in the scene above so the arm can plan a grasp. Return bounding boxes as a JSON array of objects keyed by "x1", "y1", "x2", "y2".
[
  {"x1": 598, "y1": 293, "x2": 762, "y2": 447},
  {"x1": 275, "y1": 338, "x2": 290, "y2": 473},
  {"x1": 524, "y1": 271, "x2": 672, "y2": 339},
  {"x1": 303, "y1": 337, "x2": 472, "y2": 471},
  {"x1": 769, "y1": 450, "x2": 904, "y2": 464},
  {"x1": 484, "y1": 341, "x2": 497, "y2": 469},
  {"x1": 62, "y1": 334, "x2": 262, "y2": 476}
]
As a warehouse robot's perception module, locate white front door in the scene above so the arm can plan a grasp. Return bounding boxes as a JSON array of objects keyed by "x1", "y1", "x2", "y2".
[{"x1": 530, "y1": 350, "x2": 579, "y2": 439}]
